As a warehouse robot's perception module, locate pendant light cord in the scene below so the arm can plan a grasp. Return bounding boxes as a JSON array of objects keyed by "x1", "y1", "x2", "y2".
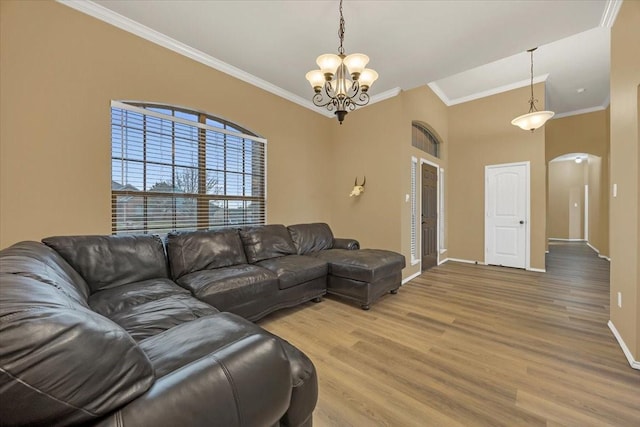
[{"x1": 527, "y1": 47, "x2": 539, "y2": 113}]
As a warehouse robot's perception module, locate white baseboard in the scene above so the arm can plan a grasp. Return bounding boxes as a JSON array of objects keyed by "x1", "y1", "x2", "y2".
[
  {"x1": 608, "y1": 320, "x2": 640, "y2": 370},
  {"x1": 444, "y1": 258, "x2": 543, "y2": 271},
  {"x1": 548, "y1": 238, "x2": 586, "y2": 242},
  {"x1": 446, "y1": 258, "x2": 485, "y2": 265},
  {"x1": 402, "y1": 271, "x2": 421, "y2": 284},
  {"x1": 585, "y1": 242, "x2": 611, "y2": 261},
  {"x1": 438, "y1": 257, "x2": 449, "y2": 265}
]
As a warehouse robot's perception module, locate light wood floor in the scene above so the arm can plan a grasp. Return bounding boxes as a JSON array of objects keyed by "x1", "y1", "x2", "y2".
[{"x1": 259, "y1": 242, "x2": 640, "y2": 426}]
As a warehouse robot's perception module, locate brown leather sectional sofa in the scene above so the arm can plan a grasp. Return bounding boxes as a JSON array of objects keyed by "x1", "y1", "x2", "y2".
[{"x1": 0, "y1": 223, "x2": 404, "y2": 426}]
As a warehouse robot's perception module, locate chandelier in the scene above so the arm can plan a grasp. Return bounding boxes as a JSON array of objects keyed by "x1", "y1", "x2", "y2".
[
  {"x1": 511, "y1": 47, "x2": 554, "y2": 132},
  {"x1": 305, "y1": 0, "x2": 378, "y2": 124}
]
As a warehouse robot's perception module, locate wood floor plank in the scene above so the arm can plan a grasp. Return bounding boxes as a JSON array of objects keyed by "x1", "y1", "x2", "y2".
[{"x1": 259, "y1": 242, "x2": 640, "y2": 426}]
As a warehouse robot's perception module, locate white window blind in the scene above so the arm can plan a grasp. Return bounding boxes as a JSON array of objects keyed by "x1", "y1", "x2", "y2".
[
  {"x1": 111, "y1": 101, "x2": 266, "y2": 235},
  {"x1": 439, "y1": 168, "x2": 446, "y2": 251},
  {"x1": 410, "y1": 157, "x2": 418, "y2": 263}
]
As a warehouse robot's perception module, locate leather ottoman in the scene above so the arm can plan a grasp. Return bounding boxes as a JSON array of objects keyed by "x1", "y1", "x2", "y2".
[{"x1": 312, "y1": 249, "x2": 406, "y2": 310}]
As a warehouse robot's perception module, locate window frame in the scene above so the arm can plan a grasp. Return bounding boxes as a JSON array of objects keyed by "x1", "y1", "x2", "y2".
[
  {"x1": 111, "y1": 101, "x2": 267, "y2": 235},
  {"x1": 411, "y1": 121, "x2": 441, "y2": 158}
]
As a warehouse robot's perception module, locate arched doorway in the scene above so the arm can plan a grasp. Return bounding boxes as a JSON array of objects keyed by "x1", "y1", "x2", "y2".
[{"x1": 547, "y1": 152, "x2": 608, "y2": 259}]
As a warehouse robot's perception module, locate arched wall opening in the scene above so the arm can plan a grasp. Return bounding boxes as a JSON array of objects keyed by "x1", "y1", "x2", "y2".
[
  {"x1": 544, "y1": 109, "x2": 610, "y2": 259},
  {"x1": 547, "y1": 152, "x2": 608, "y2": 258}
]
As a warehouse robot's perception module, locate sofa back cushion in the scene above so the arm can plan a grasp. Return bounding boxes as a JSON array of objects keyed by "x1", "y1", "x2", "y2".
[
  {"x1": 0, "y1": 240, "x2": 90, "y2": 304},
  {"x1": 287, "y1": 223, "x2": 335, "y2": 255},
  {"x1": 166, "y1": 229, "x2": 247, "y2": 280},
  {"x1": 0, "y1": 245, "x2": 154, "y2": 425},
  {"x1": 239, "y1": 224, "x2": 297, "y2": 263},
  {"x1": 43, "y1": 234, "x2": 169, "y2": 293}
]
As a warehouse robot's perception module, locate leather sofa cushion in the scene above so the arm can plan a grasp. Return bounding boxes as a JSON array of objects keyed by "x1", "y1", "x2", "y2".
[
  {"x1": 177, "y1": 265, "x2": 278, "y2": 311},
  {"x1": 103, "y1": 324, "x2": 292, "y2": 427},
  {"x1": 287, "y1": 223, "x2": 334, "y2": 254},
  {"x1": 0, "y1": 241, "x2": 90, "y2": 305},
  {"x1": 257, "y1": 255, "x2": 328, "y2": 290},
  {"x1": 140, "y1": 312, "x2": 273, "y2": 378},
  {"x1": 312, "y1": 249, "x2": 406, "y2": 282},
  {"x1": 0, "y1": 272, "x2": 154, "y2": 426},
  {"x1": 166, "y1": 229, "x2": 247, "y2": 280},
  {"x1": 89, "y1": 278, "x2": 192, "y2": 318},
  {"x1": 43, "y1": 234, "x2": 169, "y2": 293},
  {"x1": 89, "y1": 278, "x2": 218, "y2": 342},
  {"x1": 240, "y1": 224, "x2": 297, "y2": 263}
]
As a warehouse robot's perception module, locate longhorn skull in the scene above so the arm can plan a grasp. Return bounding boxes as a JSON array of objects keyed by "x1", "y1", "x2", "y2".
[{"x1": 349, "y1": 176, "x2": 366, "y2": 197}]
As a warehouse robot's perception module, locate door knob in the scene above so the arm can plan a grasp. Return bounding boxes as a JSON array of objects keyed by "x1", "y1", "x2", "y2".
[{"x1": 519, "y1": 220, "x2": 525, "y2": 224}]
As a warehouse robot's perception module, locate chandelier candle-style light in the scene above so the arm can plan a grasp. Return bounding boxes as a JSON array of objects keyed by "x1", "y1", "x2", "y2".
[
  {"x1": 305, "y1": 0, "x2": 378, "y2": 124},
  {"x1": 511, "y1": 47, "x2": 554, "y2": 132}
]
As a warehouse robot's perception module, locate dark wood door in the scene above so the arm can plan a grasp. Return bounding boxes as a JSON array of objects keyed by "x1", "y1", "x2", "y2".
[{"x1": 422, "y1": 163, "x2": 438, "y2": 271}]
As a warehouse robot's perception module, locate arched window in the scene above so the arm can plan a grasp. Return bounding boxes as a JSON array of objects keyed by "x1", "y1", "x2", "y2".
[
  {"x1": 111, "y1": 101, "x2": 266, "y2": 235},
  {"x1": 412, "y1": 121, "x2": 441, "y2": 158}
]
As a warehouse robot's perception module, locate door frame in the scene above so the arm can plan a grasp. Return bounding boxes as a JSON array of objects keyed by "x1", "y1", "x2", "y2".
[
  {"x1": 484, "y1": 161, "x2": 531, "y2": 270},
  {"x1": 584, "y1": 183, "x2": 589, "y2": 241},
  {"x1": 420, "y1": 158, "x2": 442, "y2": 267}
]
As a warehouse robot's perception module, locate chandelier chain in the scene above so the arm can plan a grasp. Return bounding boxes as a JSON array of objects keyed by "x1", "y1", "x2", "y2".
[{"x1": 338, "y1": 0, "x2": 345, "y2": 55}]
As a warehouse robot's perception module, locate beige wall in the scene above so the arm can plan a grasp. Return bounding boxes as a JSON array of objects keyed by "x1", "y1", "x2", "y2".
[
  {"x1": 325, "y1": 96, "x2": 404, "y2": 254},
  {"x1": 0, "y1": 0, "x2": 332, "y2": 248},
  {"x1": 0, "y1": 1, "x2": 448, "y2": 284},
  {"x1": 545, "y1": 109, "x2": 610, "y2": 256},
  {"x1": 325, "y1": 85, "x2": 449, "y2": 281},
  {"x1": 610, "y1": 0, "x2": 640, "y2": 362},
  {"x1": 548, "y1": 160, "x2": 586, "y2": 240},
  {"x1": 448, "y1": 83, "x2": 547, "y2": 270},
  {"x1": 587, "y1": 155, "x2": 605, "y2": 253},
  {"x1": 546, "y1": 110, "x2": 610, "y2": 161},
  {"x1": 401, "y1": 87, "x2": 449, "y2": 279}
]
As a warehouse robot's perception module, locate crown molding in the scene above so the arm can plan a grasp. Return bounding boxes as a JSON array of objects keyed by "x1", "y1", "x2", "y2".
[
  {"x1": 369, "y1": 87, "x2": 402, "y2": 105},
  {"x1": 57, "y1": 0, "x2": 331, "y2": 116},
  {"x1": 57, "y1": 0, "x2": 400, "y2": 119},
  {"x1": 429, "y1": 74, "x2": 549, "y2": 107},
  {"x1": 600, "y1": 0, "x2": 623, "y2": 28},
  {"x1": 552, "y1": 104, "x2": 608, "y2": 119},
  {"x1": 427, "y1": 82, "x2": 453, "y2": 106}
]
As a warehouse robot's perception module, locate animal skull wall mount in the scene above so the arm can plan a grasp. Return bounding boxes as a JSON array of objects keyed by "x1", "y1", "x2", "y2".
[{"x1": 349, "y1": 176, "x2": 366, "y2": 197}]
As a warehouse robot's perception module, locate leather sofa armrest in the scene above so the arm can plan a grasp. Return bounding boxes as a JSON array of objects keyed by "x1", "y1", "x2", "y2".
[
  {"x1": 333, "y1": 238, "x2": 360, "y2": 250},
  {"x1": 93, "y1": 334, "x2": 292, "y2": 427}
]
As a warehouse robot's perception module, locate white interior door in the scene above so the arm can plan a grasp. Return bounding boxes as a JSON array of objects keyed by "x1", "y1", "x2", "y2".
[{"x1": 485, "y1": 162, "x2": 529, "y2": 268}]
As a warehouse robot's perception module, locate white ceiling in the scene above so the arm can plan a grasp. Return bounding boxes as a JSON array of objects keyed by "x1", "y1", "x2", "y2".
[{"x1": 69, "y1": 0, "x2": 620, "y2": 118}]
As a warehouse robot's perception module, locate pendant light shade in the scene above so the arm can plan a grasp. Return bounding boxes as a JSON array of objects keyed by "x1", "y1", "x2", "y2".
[
  {"x1": 511, "y1": 110, "x2": 555, "y2": 131},
  {"x1": 511, "y1": 48, "x2": 554, "y2": 132}
]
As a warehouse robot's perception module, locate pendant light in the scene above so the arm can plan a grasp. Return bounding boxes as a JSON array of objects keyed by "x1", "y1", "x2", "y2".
[{"x1": 511, "y1": 48, "x2": 554, "y2": 132}]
